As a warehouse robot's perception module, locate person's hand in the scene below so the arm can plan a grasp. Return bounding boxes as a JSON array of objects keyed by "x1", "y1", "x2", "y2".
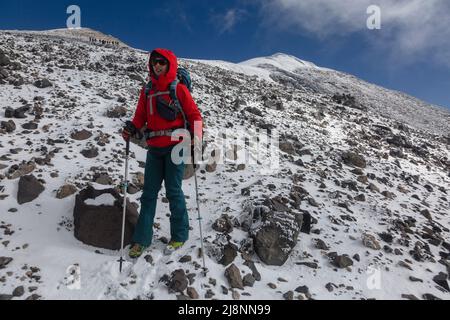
[{"x1": 122, "y1": 121, "x2": 138, "y2": 141}]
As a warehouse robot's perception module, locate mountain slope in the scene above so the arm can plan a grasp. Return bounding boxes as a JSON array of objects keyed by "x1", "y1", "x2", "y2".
[{"x1": 0, "y1": 29, "x2": 449, "y2": 300}]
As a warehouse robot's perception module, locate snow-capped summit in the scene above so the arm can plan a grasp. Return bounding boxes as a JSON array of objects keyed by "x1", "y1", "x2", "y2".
[{"x1": 240, "y1": 52, "x2": 320, "y2": 72}]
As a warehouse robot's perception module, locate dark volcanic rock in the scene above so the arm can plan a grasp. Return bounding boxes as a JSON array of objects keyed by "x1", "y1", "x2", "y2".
[
  {"x1": 225, "y1": 264, "x2": 244, "y2": 289},
  {"x1": 17, "y1": 175, "x2": 45, "y2": 204},
  {"x1": 341, "y1": 151, "x2": 367, "y2": 168},
  {"x1": 73, "y1": 185, "x2": 138, "y2": 250},
  {"x1": 248, "y1": 203, "x2": 304, "y2": 266},
  {"x1": 212, "y1": 214, "x2": 234, "y2": 234},
  {"x1": 34, "y1": 78, "x2": 53, "y2": 88},
  {"x1": 168, "y1": 269, "x2": 188, "y2": 293}
]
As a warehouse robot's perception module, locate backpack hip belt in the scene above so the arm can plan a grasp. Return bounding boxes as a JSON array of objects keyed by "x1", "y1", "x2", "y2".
[{"x1": 144, "y1": 127, "x2": 185, "y2": 139}]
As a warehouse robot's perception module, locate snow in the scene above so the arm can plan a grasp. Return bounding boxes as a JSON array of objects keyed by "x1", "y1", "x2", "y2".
[{"x1": 84, "y1": 193, "x2": 116, "y2": 206}]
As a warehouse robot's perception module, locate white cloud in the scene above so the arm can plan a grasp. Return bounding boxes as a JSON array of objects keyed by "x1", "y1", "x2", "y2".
[
  {"x1": 257, "y1": 0, "x2": 450, "y2": 67},
  {"x1": 213, "y1": 8, "x2": 247, "y2": 34}
]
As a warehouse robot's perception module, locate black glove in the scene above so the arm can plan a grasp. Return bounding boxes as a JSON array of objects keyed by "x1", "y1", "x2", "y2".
[{"x1": 122, "y1": 121, "x2": 142, "y2": 140}]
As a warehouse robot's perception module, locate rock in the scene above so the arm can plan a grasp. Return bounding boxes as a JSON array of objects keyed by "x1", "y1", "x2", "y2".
[
  {"x1": 219, "y1": 243, "x2": 238, "y2": 266},
  {"x1": 245, "y1": 106, "x2": 263, "y2": 116},
  {"x1": 13, "y1": 106, "x2": 29, "y2": 118},
  {"x1": 341, "y1": 151, "x2": 367, "y2": 168},
  {"x1": 313, "y1": 238, "x2": 329, "y2": 250},
  {"x1": 325, "y1": 283, "x2": 335, "y2": 292},
  {"x1": 296, "y1": 262, "x2": 319, "y2": 269},
  {"x1": 212, "y1": 214, "x2": 234, "y2": 233},
  {"x1": 0, "y1": 53, "x2": 11, "y2": 67},
  {"x1": 0, "y1": 294, "x2": 13, "y2": 300},
  {"x1": 71, "y1": 129, "x2": 92, "y2": 141},
  {"x1": 107, "y1": 106, "x2": 127, "y2": 118},
  {"x1": 232, "y1": 290, "x2": 240, "y2": 300},
  {"x1": 279, "y1": 141, "x2": 296, "y2": 155},
  {"x1": 378, "y1": 232, "x2": 393, "y2": 244},
  {"x1": 249, "y1": 203, "x2": 303, "y2": 266},
  {"x1": 73, "y1": 185, "x2": 138, "y2": 250},
  {"x1": 422, "y1": 293, "x2": 442, "y2": 300},
  {"x1": 362, "y1": 233, "x2": 381, "y2": 250},
  {"x1": 34, "y1": 78, "x2": 52, "y2": 88},
  {"x1": 168, "y1": 269, "x2": 188, "y2": 293},
  {"x1": 81, "y1": 148, "x2": 98, "y2": 158},
  {"x1": 433, "y1": 273, "x2": 449, "y2": 291},
  {"x1": 283, "y1": 291, "x2": 294, "y2": 300},
  {"x1": 0, "y1": 257, "x2": 13, "y2": 269},
  {"x1": 144, "y1": 255, "x2": 153, "y2": 264},
  {"x1": 21, "y1": 122, "x2": 38, "y2": 130},
  {"x1": 12, "y1": 286, "x2": 25, "y2": 297},
  {"x1": 56, "y1": 184, "x2": 77, "y2": 199},
  {"x1": 17, "y1": 175, "x2": 45, "y2": 204},
  {"x1": 401, "y1": 294, "x2": 419, "y2": 300},
  {"x1": 183, "y1": 163, "x2": 196, "y2": 180},
  {"x1": 224, "y1": 264, "x2": 244, "y2": 289},
  {"x1": 243, "y1": 274, "x2": 256, "y2": 287},
  {"x1": 420, "y1": 209, "x2": 432, "y2": 220},
  {"x1": 1, "y1": 120, "x2": 16, "y2": 133},
  {"x1": 409, "y1": 276, "x2": 423, "y2": 283},
  {"x1": 7, "y1": 161, "x2": 36, "y2": 180},
  {"x1": 333, "y1": 255, "x2": 353, "y2": 268},
  {"x1": 94, "y1": 173, "x2": 113, "y2": 185},
  {"x1": 179, "y1": 255, "x2": 192, "y2": 263},
  {"x1": 243, "y1": 260, "x2": 261, "y2": 281},
  {"x1": 295, "y1": 285, "x2": 310, "y2": 298},
  {"x1": 187, "y1": 287, "x2": 199, "y2": 300}
]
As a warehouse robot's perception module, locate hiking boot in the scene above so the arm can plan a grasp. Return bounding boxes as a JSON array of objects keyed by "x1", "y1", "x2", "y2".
[
  {"x1": 129, "y1": 243, "x2": 147, "y2": 259},
  {"x1": 163, "y1": 240, "x2": 184, "y2": 256}
]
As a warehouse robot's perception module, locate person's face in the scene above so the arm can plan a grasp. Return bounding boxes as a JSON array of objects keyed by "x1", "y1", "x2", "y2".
[{"x1": 151, "y1": 57, "x2": 169, "y2": 77}]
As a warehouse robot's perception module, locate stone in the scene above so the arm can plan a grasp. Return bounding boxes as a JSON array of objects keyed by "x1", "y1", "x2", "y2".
[
  {"x1": 0, "y1": 257, "x2": 13, "y2": 269},
  {"x1": 12, "y1": 286, "x2": 25, "y2": 297},
  {"x1": 250, "y1": 205, "x2": 303, "y2": 266},
  {"x1": 168, "y1": 269, "x2": 188, "y2": 293},
  {"x1": 313, "y1": 238, "x2": 329, "y2": 250},
  {"x1": 17, "y1": 175, "x2": 45, "y2": 204},
  {"x1": 362, "y1": 233, "x2": 381, "y2": 250},
  {"x1": 219, "y1": 243, "x2": 238, "y2": 266},
  {"x1": 212, "y1": 214, "x2": 234, "y2": 233},
  {"x1": 106, "y1": 106, "x2": 127, "y2": 118},
  {"x1": 179, "y1": 255, "x2": 192, "y2": 263},
  {"x1": 433, "y1": 273, "x2": 449, "y2": 291},
  {"x1": 71, "y1": 129, "x2": 93, "y2": 141},
  {"x1": 73, "y1": 185, "x2": 138, "y2": 250},
  {"x1": 56, "y1": 184, "x2": 77, "y2": 199},
  {"x1": 224, "y1": 264, "x2": 244, "y2": 289},
  {"x1": 1, "y1": 120, "x2": 16, "y2": 133},
  {"x1": 81, "y1": 148, "x2": 98, "y2": 158},
  {"x1": 34, "y1": 78, "x2": 52, "y2": 88},
  {"x1": 22, "y1": 122, "x2": 38, "y2": 130},
  {"x1": 333, "y1": 255, "x2": 353, "y2": 268},
  {"x1": 243, "y1": 274, "x2": 256, "y2": 287},
  {"x1": 187, "y1": 287, "x2": 199, "y2": 299},
  {"x1": 341, "y1": 151, "x2": 366, "y2": 168}
]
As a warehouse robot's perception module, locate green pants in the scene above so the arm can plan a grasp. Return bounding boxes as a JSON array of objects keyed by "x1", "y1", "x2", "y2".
[{"x1": 132, "y1": 145, "x2": 189, "y2": 247}]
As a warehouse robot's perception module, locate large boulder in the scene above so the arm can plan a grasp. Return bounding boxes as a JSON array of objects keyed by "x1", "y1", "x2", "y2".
[
  {"x1": 17, "y1": 175, "x2": 45, "y2": 204},
  {"x1": 245, "y1": 201, "x2": 304, "y2": 266},
  {"x1": 73, "y1": 185, "x2": 138, "y2": 250}
]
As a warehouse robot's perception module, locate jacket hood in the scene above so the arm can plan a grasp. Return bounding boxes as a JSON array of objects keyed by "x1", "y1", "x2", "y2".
[{"x1": 148, "y1": 48, "x2": 178, "y2": 92}]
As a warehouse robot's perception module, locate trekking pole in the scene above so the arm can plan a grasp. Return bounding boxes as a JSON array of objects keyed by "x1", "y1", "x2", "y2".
[
  {"x1": 193, "y1": 161, "x2": 208, "y2": 276},
  {"x1": 119, "y1": 137, "x2": 130, "y2": 273}
]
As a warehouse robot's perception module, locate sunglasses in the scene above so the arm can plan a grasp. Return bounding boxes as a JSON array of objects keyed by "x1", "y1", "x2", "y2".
[{"x1": 151, "y1": 58, "x2": 169, "y2": 66}]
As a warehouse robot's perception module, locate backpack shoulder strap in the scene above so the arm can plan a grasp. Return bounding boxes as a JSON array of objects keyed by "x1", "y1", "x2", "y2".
[
  {"x1": 169, "y1": 80, "x2": 189, "y2": 130},
  {"x1": 144, "y1": 80, "x2": 152, "y2": 98}
]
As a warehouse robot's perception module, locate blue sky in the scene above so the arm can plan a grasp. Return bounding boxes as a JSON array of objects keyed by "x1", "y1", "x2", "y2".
[{"x1": 1, "y1": 0, "x2": 449, "y2": 109}]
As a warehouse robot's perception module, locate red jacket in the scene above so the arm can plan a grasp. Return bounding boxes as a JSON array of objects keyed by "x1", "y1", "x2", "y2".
[{"x1": 131, "y1": 48, "x2": 203, "y2": 148}]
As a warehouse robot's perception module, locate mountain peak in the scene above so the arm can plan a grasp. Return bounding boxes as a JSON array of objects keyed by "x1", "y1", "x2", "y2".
[{"x1": 239, "y1": 52, "x2": 318, "y2": 72}]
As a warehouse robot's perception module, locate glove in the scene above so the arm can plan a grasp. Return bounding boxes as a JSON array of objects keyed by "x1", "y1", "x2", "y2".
[{"x1": 122, "y1": 121, "x2": 142, "y2": 141}]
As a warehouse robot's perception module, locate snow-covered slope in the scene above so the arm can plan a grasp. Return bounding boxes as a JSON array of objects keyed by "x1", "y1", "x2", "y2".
[{"x1": 0, "y1": 29, "x2": 449, "y2": 301}]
